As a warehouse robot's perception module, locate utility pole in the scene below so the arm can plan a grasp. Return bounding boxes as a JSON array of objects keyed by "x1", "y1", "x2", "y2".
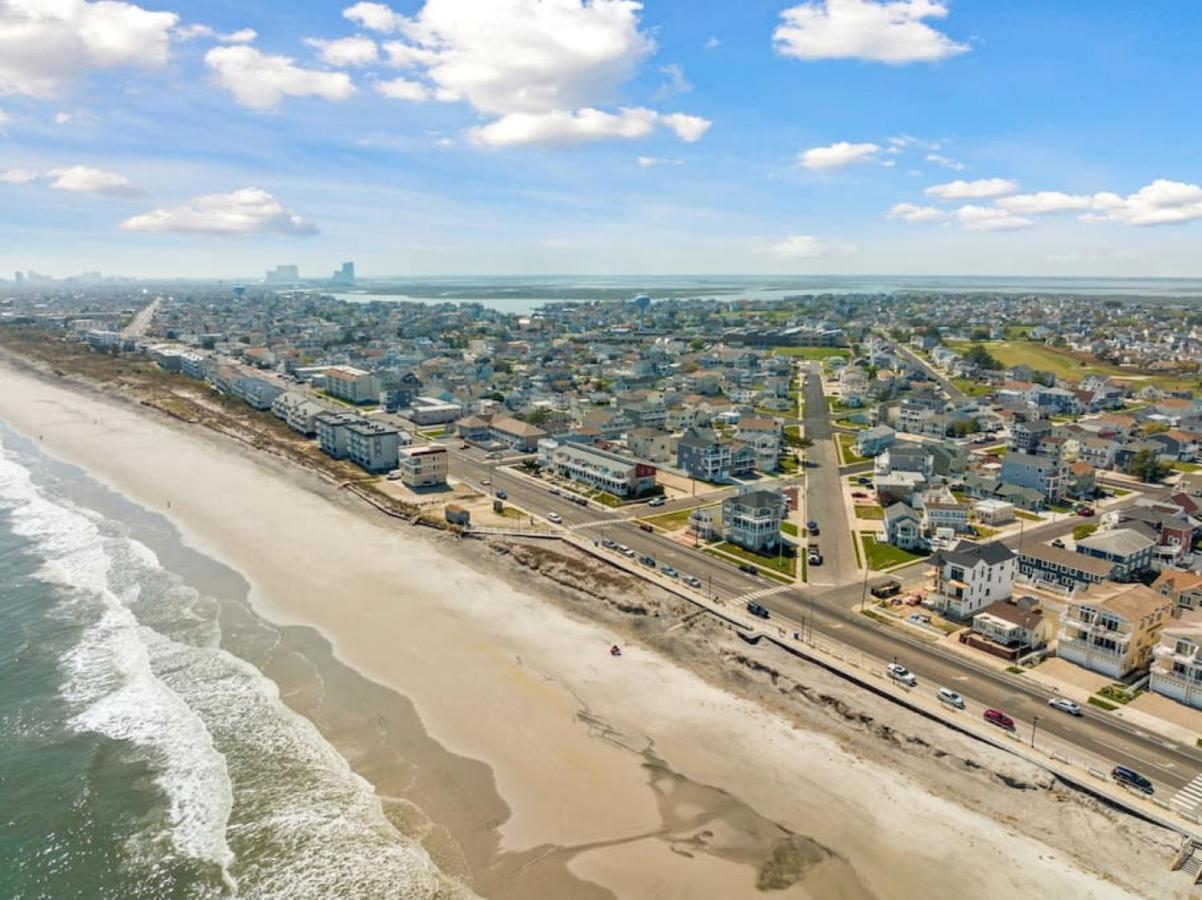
[{"x1": 1031, "y1": 715, "x2": 1040, "y2": 749}]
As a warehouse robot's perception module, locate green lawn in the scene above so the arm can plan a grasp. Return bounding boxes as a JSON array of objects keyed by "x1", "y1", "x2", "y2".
[
  {"x1": 703, "y1": 542, "x2": 797, "y2": 581},
  {"x1": 945, "y1": 339, "x2": 1200, "y2": 392},
  {"x1": 1014, "y1": 510, "x2": 1042, "y2": 522},
  {"x1": 851, "y1": 530, "x2": 863, "y2": 568},
  {"x1": 854, "y1": 504, "x2": 884, "y2": 520},
  {"x1": 1072, "y1": 523, "x2": 1099, "y2": 541},
  {"x1": 859, "y1": 532, "x2": 929, "y2": 570},
  {"x1": 781, "y1": 521, "x2": 799, "y2": 537},
  {"x1": 836, "y1": 433, "x2": 865, "y2": 464},
  {"x1": 952, "y1": 378, "x2": 993, "y2": 397},
  {"x1": 974, "y1": 525, "x2": 1000, "y2": 539},
  {"x1": 773, "y1": 346, "x2": 851, "y2": 360},
  {"x1": 638, "y1": 505, "x2": 709, "y2": 532},
  {"x1": 1173, "y1": 461, "x2": 1202, "y2": 473}
]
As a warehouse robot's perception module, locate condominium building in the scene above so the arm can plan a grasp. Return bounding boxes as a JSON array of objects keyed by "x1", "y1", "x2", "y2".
[
  {"x1": 346, "y1": 420, "x2": 402, "y2": 473},
  {"x1": 398, "y1": 444, "x2": 449, "y2": 487},
  {"x1": 1000, "y1": 451, "x2": 1068, "y2": 503},
  {"x1": 322, "y1": 366, "x2": 381, "y2": 405},
  {"x1": 676, "y1": 428, "x2": 732, "y2": 482},
  {"x1": 271, "y1": 390, "x2": 329, "y2": 436},
  {"x1": 1057, "y1": 585, "x2": 1173, "y2": 679},
  {"x1": 552, "y1": 443, "x2": 657, "y2": 498},
  {"x1": 1149, "y1": 611, "x2": 1202, "y2": 708},
  {"x1": 315, "y1": 411, "x2": 364, "y2": 459}
]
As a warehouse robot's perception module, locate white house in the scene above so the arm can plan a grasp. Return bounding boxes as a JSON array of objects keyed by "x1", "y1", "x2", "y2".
[{"x1": 928, "y1": 540, "x2": 1017, "y2": 620}]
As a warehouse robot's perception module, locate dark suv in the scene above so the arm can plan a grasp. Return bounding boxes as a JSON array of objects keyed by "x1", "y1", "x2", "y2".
[
  {"x1": 746, "y1": 601, "x2": 770, "y2": 620},
  {"x1": 1111, "y1": 766, "x2": 1154, "y2": 795}
]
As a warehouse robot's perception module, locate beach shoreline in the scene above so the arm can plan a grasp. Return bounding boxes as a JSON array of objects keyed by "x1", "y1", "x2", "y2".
[{"x1": 0, "y1": 357, "x2": 1186, "y2": 898}]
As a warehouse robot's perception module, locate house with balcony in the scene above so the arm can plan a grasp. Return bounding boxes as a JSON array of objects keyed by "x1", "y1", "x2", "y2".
[
  {"x1": 1153, "y1": 570, "x2": 1202, "y2": 611},
  {"x1": 855, "y1": 425, "x2": 896, "y2": 458},
  {"x1": 970, "y1": 595, "x2": 1053, "y2": 658},
  {"x1": 1057, "y1": 585, "x2": 1173, "y2": 679},
  {"x1": 928, "y1": 540, "x2": 1017, "y2": 620},
  {"x1": 397, "y1": 444, "x2": 448, "y2": 488},
  {"x1": 883, "y1": 502, "x2": 924, "y2": 551},
  {"x1": 923, "y1": 500, "x2": 971, "y2": 534},
  {"x1": 1018, "y1": 543, "x2": 1117, "y2": 592},
  {"x1": 552, "y1": 443, "x2": 657, "y2": 498},
  {"x1": 734, "y1": 417, "x2": 782, "y2": 473},
  {"x1": 1074, "y1": 527, "x2": 1156, "y2": 581},
  {"x1": 272, "y1": 391, "x2": 330, "y2": 436},
  {"x1": 721, "y1": 489, "x2": 786, "y2": 553},
  {"x1": 677, "y1": 428, "x2": 732, "y2": 482},
  {"x1": 1149, "y1": 610, "x2": 1202, "y2": 708},
  {"x1": 1000, "y1": 452, "x2": 1068, "y2": 504},
  {"x1": 322, "y1": 365, "x2": 381, "y2": 405}
]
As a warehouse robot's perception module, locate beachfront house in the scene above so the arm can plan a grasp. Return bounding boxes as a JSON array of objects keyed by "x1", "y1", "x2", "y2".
[
  {"x1": 398, "y1": 444, "x2": 449, "y2": 488},
  {"x1": 1057, "y1": 585, "x2": 1173, "y2": 679},
  {"x1": 721, "y1": 489, "x2": 786, "y2": 553},
  {"x1": 928, "y1": 540, "x2": 1017, "y2": 620},
  {"x1": 1149, "y1": 610, "x2": 1202, "y2": 709}
]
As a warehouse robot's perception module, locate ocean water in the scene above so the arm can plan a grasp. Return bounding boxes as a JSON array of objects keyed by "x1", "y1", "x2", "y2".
[{"x1": 0, "y1": 427, "x2": 459, "y2": 899}]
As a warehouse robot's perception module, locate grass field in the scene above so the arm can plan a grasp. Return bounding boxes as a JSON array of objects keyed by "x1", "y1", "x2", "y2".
[
  {"x1": 782, "y1": 521, "x2": 799, "y2": 537},
  {"x1": 638, "y1": 505, "x2": 707, "y2": 532},
  {"x1": 704, "y1": 542, "x2": 796, "y2": 580},
  {"x1": 774, "y1": 346, "x2": 851, "y2": 360},
  {"x1": 836, "y1": 433, "x2": 865, "y2": 464},
  {"x1": 854, "y1": 504, "x2": 885, "y2": 520},
  {"x1": 1072, "y1": 523, "x2": 1099, "y2": 541},
  {"x1": 945, "y1": 339, "x2": 1200, "y2": 391},
  {"x1": 859, "y1": 532, "x2": 929, "y2": 570}
]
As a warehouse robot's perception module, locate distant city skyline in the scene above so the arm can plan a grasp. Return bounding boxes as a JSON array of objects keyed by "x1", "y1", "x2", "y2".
[{"x1": 2, "y1": 1, "x2": 1202, "y2": 278}]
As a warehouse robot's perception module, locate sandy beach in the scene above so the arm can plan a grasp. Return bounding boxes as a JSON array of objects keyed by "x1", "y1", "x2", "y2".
[{"x1": 0, "y1": 361, "x2": 1176, "y2": 899}]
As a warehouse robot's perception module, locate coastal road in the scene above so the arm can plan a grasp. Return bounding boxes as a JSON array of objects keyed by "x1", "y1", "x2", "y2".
[
  {"x1": 122, "y1": 297, "x2": 161, "y2": 338},
  {"x1": 801, "y1": 362, "x2": 859, "y2": 586}
]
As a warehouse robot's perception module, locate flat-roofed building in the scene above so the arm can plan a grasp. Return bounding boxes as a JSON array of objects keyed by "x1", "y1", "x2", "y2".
[
  {"x1": 315, "y1": 411, "x2": 364, "y2": 459},
  {"x1": 271, "y1": 390, "x2": 329, "y2": 436},
  {"x1": 322, "y1": 365, "x2": 381, "y2": 405},
  {"x1": 409, "y1": 397, "x2": 464, "y2": 426},
  {"x1": 346, "y1": 420, "x2": 402, "y2": 473},
  {"x1": 398, "y1": 444, "x2": 448, "y2": 487},
  {"x1": 1057, "y1": 583, "x2": 1173, "y2": 679}
]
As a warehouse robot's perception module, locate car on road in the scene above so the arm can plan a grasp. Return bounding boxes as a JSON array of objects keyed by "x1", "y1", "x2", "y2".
[
  {"x1": 546, "y1": 512, "x2": 562, "y2": 524},
  {"x1": 806, "y1": 520, "x2": 819, "y2": 535},
  {"x1": 1077, "y1": 507, "x2": 1095, "y2": 517},
  {"x1": 495, "y1": 490, "x2": 508, "y2": 500},
  {"x1": 684, "y1": 575, "x2": 702, "y2": 588},
  {"x1": 983, "y1": 708, "x2": 1015, "y2": 730},
  {"x1": 460, "y1": 442, "x2": 469, "y2": 450},
  {"x1": 937, "y1": 688, "x2": 965, "y2": 709},
  {"x1": 619, "y1": 545, "x2": 635, "y2": 558},
  {"x1": 1111, "y1": 765, "x2": 1154, "y2": 795},
  {"x1": 870, "y1": 579, "x2": 901, "y2": 599},
  {"x1": 639, "y1": 522, "x2": 654, "y2": 532},
  {"x1": 746, "y1": 601, "x2": 770, "y2": 619},
  {"x1": 807, "y1": 552, "x2": 823, "y2": 567},
  {"x1": 738, "y1": 563, "x2": 759, "y2": 576},
  {"x1": 1051, "y1": 538, "x2": 1065, "y2": 548},
  {"x1": 1047, "y1": 697, "x2": 1082, "y2": 716},
  {"x1": 648, "y1": 496, "x2": 666, "y2": 507},
  {"x1": 639, "y1": 555, "x2": 656, "y2": 568},
  {"x1": 481, "y1": 478, "x2": 491, "y2": 486},
  {"x1": 887, "y1": 663, "x2": 917, "y2": 686},
  {"x1": 661, "y1": 566, "x2": 678, "y2": 578},
  {"x1": 549, "y1": 487, "x2": 561, "y2": 495},
  {"x1": 601, "y1": 539, "x2": 618, "y2": 550},
  {"x1": 572, "y1": 495, "x2": 588, "y2": 506}
]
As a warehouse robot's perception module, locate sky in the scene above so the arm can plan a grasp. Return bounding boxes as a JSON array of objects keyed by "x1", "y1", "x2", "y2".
[{"x1": 1, "y1": 0, "x2": 1201, "y2": 280}]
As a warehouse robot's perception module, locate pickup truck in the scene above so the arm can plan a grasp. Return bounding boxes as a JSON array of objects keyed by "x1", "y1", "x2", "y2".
[{"x1": 870, "y1": 580, "x2": 902, "y2": 599}]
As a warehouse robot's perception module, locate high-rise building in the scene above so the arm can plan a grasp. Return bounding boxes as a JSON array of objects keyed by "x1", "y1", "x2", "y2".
[
  {"x1": 265, "y1": 264, "x2": 300, "y2": 283},
  {"x1": 332, "y1": 261, "x2": 355, "y2": 285}
]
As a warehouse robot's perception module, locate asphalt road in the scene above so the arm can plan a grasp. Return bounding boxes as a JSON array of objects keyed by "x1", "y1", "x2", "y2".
[
  {"x1": 895, "y1": 343, "x2": 967, "y2": 403},
  {"x1": 801, "y1": 362, "x2": 859, "y2": 585}
]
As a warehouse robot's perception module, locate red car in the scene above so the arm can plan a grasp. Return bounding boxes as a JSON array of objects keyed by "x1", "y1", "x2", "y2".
[
  {"x1": 983, "y1": 708, "x2": 1015, "y2": 730},
  {"x1": 1077, "y1": 507, "x2": 1095, "y2": 517}
]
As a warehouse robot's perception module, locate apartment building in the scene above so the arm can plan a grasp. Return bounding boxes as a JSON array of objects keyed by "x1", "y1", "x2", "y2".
[
  {"x1": 322, "y1": 365, "x2": 381, "y2": 405},
  {"x1": 929, "y1": 540, "x2": 1017, "y2": 620},
  {"x1": 1057, "y1": 585, "x2": 1173, "y2": 679},
  {"x1": 271, "y1": 390, "x2": 329, "y2": 436},
  {"x1": 1000, "y1": 452, "x2": 1068, "y2": 503},
  {"x1": 1074, "y1": 528, "x2": 1156, "y2": 581},
  {"x1": 315, "y1": 411, "x2": 364, "y2": 459},
  {"x1": 552, "y1": 443, "x2": 657, "y2": 498},
  {"x1": 1150, "y1": 610, "x2": 1202, "y2": 708},
  {"x1": 397, "y1": 444, "x2": 448, "y2": 487},
  {"x1": 346, "y1": 420, "x2": 402, "y2": 473},
  {"x1": 677, "y1": 428, "x2": 732, "y2": 482},
  {"x1": 1018, "y1": 543, "x2": 1117, "y2": 592}
]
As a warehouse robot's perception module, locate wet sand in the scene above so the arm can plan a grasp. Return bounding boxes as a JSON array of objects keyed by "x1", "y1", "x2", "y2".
[{"x1": 0, "y1": 363, "x2": 1143, "y2": 899}]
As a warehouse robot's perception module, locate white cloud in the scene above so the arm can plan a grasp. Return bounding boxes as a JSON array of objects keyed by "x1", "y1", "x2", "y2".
[
  {"x1": 374, "y1": 77, "x2": 433, "y2": 101},
  {"x1": 174, "y1": 24, "x2": 257, "y2": 43},
  {"x1": 955, "y1": 204, "x2": 1031, "y2": 231},
  {"x1": 705, "y1": 36, "x2": 720, "y2": 49},
  {"x1": 343, "y1": 1, "x2": 406, "y2": 33},
  {"x1": 204, "y1": 46, "x2": 356, "y2": 110},
  {"x1": 54, "y1": 111, "x2": 72, "y2": 124},
  {"x1": 759, "y1": 233, "x2": 856, "y2": 258},
  {"x1": 348, "y1": 0, "x2": 707, "y2": 147},
  {"x1": 305, "y1": 35, "x2": 379, "y2": 67},
  {"x1": 887, "y1": 201, "x2": 947, "y2": 222},
  {"x1": 221, "y1": 28, "x2": 257, "y2": 44},
  {"x1": 925, "y1": 177, "x2": 1018, "y2": 200},
  {"x1": 1081, "y1": 180, "x2": 1202, "y2": 227},
  {"x1": 661, "y1": 112, "x2": 711, "y2": 142},
  {"x1": 799, "y1": 140, "x2": 880, "y2": 169},
  {"x1": 637, "y1": 155, "x2": 682, "y2": 167},
  {"x1": 996, "y1": 191, "x2": 1093, "y2": 215},
  {"x1": 1, "y1": 168, "x2": 38, "y2": 183},
  {"x1": 120, "y1": 188, "x2": 317, "y2": 236},
  {"x1": 774, "y1": 0, "x2": 969, "y2": 65},
  {"x1": 468, "y1": 107, "x2": 660, "y2": 149},
  {"x1": 0, "y1": 108, "x2": 9, "y2": 130},
  {"x1": 925, "y1": 152, "x2": 964, "y2": 171},
  {"x1": 48, "y1": 165, "x2": 140, "y2": 196},
  {"x1": 0, "y1": 0, "x2": 178, "y2": 97},
  {"x1": 654, "y1": 63, "x2": 692, "y2": 99}
]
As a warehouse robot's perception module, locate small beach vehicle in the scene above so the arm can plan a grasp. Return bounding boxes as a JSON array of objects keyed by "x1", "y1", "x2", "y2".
[{"x1": 610, "y1": 644, "x2": 622, "y2": 657}]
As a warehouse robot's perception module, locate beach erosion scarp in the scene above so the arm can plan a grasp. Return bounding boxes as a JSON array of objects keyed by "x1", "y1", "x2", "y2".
[{"x1": 0, "y1": 361, "x2": 1154, "y2": 900}]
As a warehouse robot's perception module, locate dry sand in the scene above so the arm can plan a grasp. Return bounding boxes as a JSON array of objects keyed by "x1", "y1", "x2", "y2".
[{"x1": 0, "y1": 363, "x2": 1163, "y2": 899}]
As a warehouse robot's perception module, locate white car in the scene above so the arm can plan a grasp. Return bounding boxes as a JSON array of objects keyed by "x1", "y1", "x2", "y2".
[
  {"x1": 1047, "y1": 697, "x2": 1082, "y2": 716},
  {"x1": 648, "y1": 496, "x2": 666, "y2": 507},
  {"x1": 546, "y1": 512, "x2": 562, "y2": 524},
  {"x1": 887, "y1": 663, "x2": 917, "y2": 687},
  {"x1": 937, "y1": 688, "x2": 965, "y2": 709}
]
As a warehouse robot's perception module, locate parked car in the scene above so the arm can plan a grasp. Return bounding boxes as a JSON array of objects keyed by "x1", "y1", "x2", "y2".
[
  {"x1": 620, "y1": 546, "x2": 635, "y2": 558},
  {"x1": 907, "y1": 612, "x2": 930, "y2": 624},
  {"x1": 573, "y1": 495, "x2": 588, "y2": 506},
  {"x1": 857, "y1": 477, "x2": 872, "y2": 485},
  {"x1": 738, "y1": 563, "x2": 759, "y2": 576},
  {"x1": 1051, "y1": 538, "x2": 1065, "y2": 548},
  {"x1": 746, "y1": 601, "x2": 770, "y2": 619},
  {"x1": 1077, "y1": 507, "x2": 1095, "y2": 517},
  {"x1": 481, "y1": 478, "x2": 491, "y2": 486},
  {"x1": 661, "y1": 566, "x2": 678, "y2": 578},
  {"x1": 806, "y1": 520, "x2": 819, "y2": 534},
  {"x1": 495, "y1": 490, "x2": 508, "y2": 500},
  {"x1": 639, "y1": 523, "x2": 654, "y2": 533},
  {"x1": 549, "y1": 487, "x2": 561, "y2": 495},
  {"x1": 648, "y1": 496, "x2": 666, "y2": 507},
  {"x1": 807, "y1": 552, "x2": 823, "y2": 567},
  {"x1": 1111, "y1": 765, "x2": 1154, "y2": 795},
  {"x1": 870, "y1": 580, "x2": 902, "y2": 599},
  {"x1": 938, "y1": 688, "x2": 965, "y2": 709},
  {"x1": 886, "y1": 663, "x2": 917, "y2": 686},
  {"x1": 639, "y1": 555, "x2": 656, "y2": 568},
  {"x1": 546, "y1": 512, "x2": 562, "y2": 524},
  {"x1": 983, "y1": 708, "x2": 1015, "y2": 730},
  {"x1": 1047, "y1": 697, "x2": 1082, "y2": 716},
  {"x1": 601, "y1": 539, "x2": 618, "y2": 550},
  {"x1": 684, "y1": 575, "x2": 702, "y2": 588},
  {"x1": 852, "y1": 491, "x2": 868, "y2": 499}
]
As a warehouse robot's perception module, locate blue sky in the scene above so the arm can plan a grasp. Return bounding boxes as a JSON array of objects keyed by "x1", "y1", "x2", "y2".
[{"x1": 1, "y1": 0, "x2": 1201, "y2": 279}]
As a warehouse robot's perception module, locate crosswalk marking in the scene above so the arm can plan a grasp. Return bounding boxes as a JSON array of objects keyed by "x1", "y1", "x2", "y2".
[
  {"x1": 1171, "y1": 774, "x2": 1202, "y2": 814},
  {"x1": 735, "y1": 584, "x2": 794, "y2": 604}
]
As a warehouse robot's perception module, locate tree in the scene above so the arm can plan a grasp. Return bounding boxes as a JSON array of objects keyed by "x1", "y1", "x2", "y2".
[
  {"x1": 964, "y1": 344, "x2": 1002, "y2": 370},
  {"x1": 1143, "y1": 421, "x2": 1170, "y2": 436},
  {"x1": 970, "y1": 327, "x2": 990, "y2": 342},
  {"x1": 524, "y1": 408, "x2": 551, "y2": 426},
  {"x1": 1127, "y1": 449, "x2": 1169, "y2": 483}
]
